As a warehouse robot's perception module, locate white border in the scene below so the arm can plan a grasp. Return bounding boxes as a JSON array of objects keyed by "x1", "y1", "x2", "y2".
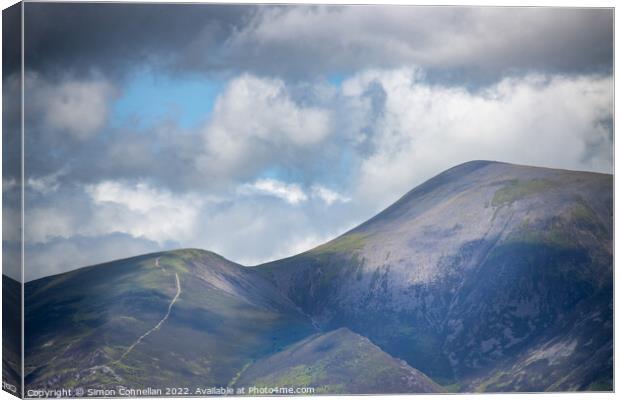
[{"x1": 0, "y1": 2, "x2": 615, "y2": 400}]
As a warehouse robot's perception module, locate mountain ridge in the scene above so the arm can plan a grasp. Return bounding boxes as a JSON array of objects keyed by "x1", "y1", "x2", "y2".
[
  {"x1": 19, "y1": 160, "x2": 613, "y2": 393},
  {"x1": 24, "y1": 160, "x2": 611, "y2": 282},
  {"x1": 253, "y1": 160, "x2": 612, "y2": 389}
]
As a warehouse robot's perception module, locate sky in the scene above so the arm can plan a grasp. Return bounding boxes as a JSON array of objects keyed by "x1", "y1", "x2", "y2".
[{"x1": 2, "y1": 4, "x2": 613, "y2": 281}]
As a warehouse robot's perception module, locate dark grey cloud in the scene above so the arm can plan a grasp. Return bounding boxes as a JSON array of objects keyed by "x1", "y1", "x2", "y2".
[
  {"x1": 3, "y1": 3, "x2": 22, "y2": 181},
  {"x1": 198, "y1": 6, "x2": 614, "y2": 84},
  {"x1": 3, "y1": 3, "x2": 23, "y2": 281},
  {"x1": 22, "y1": 2, "x2": 253, "y2": 79},
  {"x1": 2, "y1": 2, "x2": 21, "y2": 80},
  {"x1": 21, "y1": 4, "x2": 613, "y2": 84}
]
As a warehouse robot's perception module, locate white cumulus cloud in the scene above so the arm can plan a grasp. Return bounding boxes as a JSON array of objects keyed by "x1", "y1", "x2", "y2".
[
  {"x1": 239, "y1": 178, "x2": 308, "y2": 204},
  {"x1": 339, "y1": 68, "x2": 613, "y2": 210},
  {"x1": 311, "y1": 185, "x2": 351, "y2": 205},
  {"x1": 196, "y1": 74, "x2": 331, "y2": 182},
  {"x1": 84, "y1": 180, "x2": 204, "y2": 243}
]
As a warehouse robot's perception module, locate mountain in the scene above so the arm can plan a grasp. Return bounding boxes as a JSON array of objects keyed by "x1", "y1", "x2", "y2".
[
  {"x1": 236, "y1": 327, "x2": 442, "y2": 394},
  {"x1": 256, "y1": 160, "x2": 613, "y2": 391},
  {"x1": 25, "y1": 250, "x2": 315, "y2": 390},
  {"x1": 3, "y1": 276, "x2": 21, "y2": 395},
  {"x1": 23, "y1": 249, "x2": 437, "y2": 394},
  {"x1": 20, "y1": 160, "x2": 613, "y2": 394}
]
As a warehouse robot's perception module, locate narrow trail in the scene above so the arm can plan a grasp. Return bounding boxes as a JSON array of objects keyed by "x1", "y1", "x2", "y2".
[
  {"x1": 85, "y1": 257, "x2": 182, "y2": 377},
  {"x1": 228, "y1": 361, "x2": 252, "y2": 387},
  {"x1": 118, "y1": 270, "x2": 181, "y2": 361},
  {"x1": 155, "y1": 256, "x2": 165, "y2": 272}
]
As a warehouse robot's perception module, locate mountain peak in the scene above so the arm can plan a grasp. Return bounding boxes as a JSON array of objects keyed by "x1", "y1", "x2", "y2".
[
  {"x1": 257, "y1": 162, "x2": 612, "y2": 390},
  {"x1": 23, "y1": 161, "x2": 612, "y2": 393}
]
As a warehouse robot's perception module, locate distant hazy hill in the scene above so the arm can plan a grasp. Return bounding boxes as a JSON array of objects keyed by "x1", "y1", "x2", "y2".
[{"x1": 21, "y1": 161, "x2": 612, "y2": 393}]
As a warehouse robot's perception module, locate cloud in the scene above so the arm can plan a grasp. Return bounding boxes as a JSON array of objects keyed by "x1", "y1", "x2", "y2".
[
  {"x1": 25, "y1": 180, "x2": 205, "y2": 246},
  {"x1": 239, "y1": 178, "x2": 351, "y2": 206},
  {"x1": 21, "y1": 3, "x2": 251, "y2": 79},
  {"x1": 19, "y1": 67, "x2": 613, "y2": 281},
  {"x1": 224, "y1": 6, "x2": 612, "y2": 82},
  {"x1": 3, "y1": 73, "x2": 23, "y2": 183},
  {"x1": 21, "y1": 4, "x2": 612, "y2": 84},
  {"x1": 196, "y1": 74, "x2": 331, "y2": 182},
  {"x1": 85, "y1": 180, "x2": 205, "y2": 243},
  {"x1": 21, "y1": 173, "x2": 362, "y2": 280},
  {"x1": 339, "y1": 68, "x2": 613, "y2": 210},
  {"x1": 240, "y1": 179, "x2": 308, "y2": 204},
  {"x1": 311, "y1": 185, "x2": 351, "y2": 205},
  {"x1": 26, "y1": 73, "x2": 118, "y2": 140},
  {"x1": 44, "y1": 80, "x2": 117, "y2": 139},
  {"x1": 24, "y1": 234, "x2": 165, "y2": 281},
  {"x1": 184, "y1": 194, "x2": 360, "y2": 267},
  {"x1": 25, "y1": 206, "x2": 81, "y2": 244},
  {"x1": 26, "y1": 169, "x2": 66, "y2": 195},
  {"x1": 2, "y1": 178, "x2": 17, "y2": 193},
  {"x1": 20, "y1": 71, "x2": 338, "y2": 194}
]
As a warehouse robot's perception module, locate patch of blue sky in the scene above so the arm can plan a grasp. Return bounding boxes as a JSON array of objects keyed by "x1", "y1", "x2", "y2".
[
  {"x1": 258, "y1": 165, "x2": 307, "y2": 184},
  {"x1": 323, "y1": 147, "x2": 357, "y2": 187},
  {"x1": 327, "y1": 73, "x2": 347, "y2": 87},
  {"x1": 111, "y1": 69, "x2": 225, "y2": 130},
  {"x1": 257, "y1": 146, "x2": 357, "y2": 191}
]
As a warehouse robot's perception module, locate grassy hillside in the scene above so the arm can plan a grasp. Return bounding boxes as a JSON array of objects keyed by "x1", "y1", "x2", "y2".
[
  {"x1": 237, "y1": 327, "x2": 442, "y2": 394},
  {"x1": 25, "y1": 249, "x2": 315, "y2": 390}
]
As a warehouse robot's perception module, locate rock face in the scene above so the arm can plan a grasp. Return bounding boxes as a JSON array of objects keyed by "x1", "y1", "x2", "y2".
[
  {"x1": 256, "y1": 161, "x2": 613, "y2": 391},
  {"x1": 22, "y1": 161, "x2": 613, "y2": 393}
]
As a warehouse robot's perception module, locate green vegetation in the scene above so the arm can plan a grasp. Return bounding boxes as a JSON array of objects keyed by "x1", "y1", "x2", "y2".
[
  {"x1": 569, "y1": 197, "x2": 607, "y2": 236},
  {"x1": 254, "y1": 364, "x2": 326, "y2": 387},
  {"x1": 571, "y1": 202, "x2": 597, "y2": 223},
  {"x1": 442, "y1": 383, "x2": 461, "y2": 393},
  {"x1": 505, "y1": 196, "x2": 606, "y2": 249},
  {"x1": 311, "y1": 233, "x2": 368, "y2": 254},
  {"x1": 474, "y1": 370, "x2": 508, "y2": 392},
  {"x1": 238, "y1": 328, "x2": 442, "y2": 394},
  {"x1": 587, "y1": 380, "x2": 612, "y2": 391},
  {"x1": 506, "y1": 223, "x2": 572, "y2": 248},
  {"x1": 158, "y1": 254, "x2": 191, "y2": 274},
  {"x1": 492, "y1": 179, "x2": 559, "y2": 207}
]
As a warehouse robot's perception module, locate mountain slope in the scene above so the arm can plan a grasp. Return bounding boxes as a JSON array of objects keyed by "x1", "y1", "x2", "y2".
[
  {"x1": 256, "y1": 160, "x2": 613, "y2": 390},
  {"x1": 23, "y1": 160, "x2": 613, "y2": 393},
  {"x1": 237, "y1": 327, "x2": 442, "y2": 394},
  {"x1": 25, "y1": 249, "x2": 316, "y2": 390},
  {"x1": 24, "y1": 250, "x2": 444, "y2": 395},
  {"x1": 2, "y1": 275, "x2": 22, "y2": 395}
]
